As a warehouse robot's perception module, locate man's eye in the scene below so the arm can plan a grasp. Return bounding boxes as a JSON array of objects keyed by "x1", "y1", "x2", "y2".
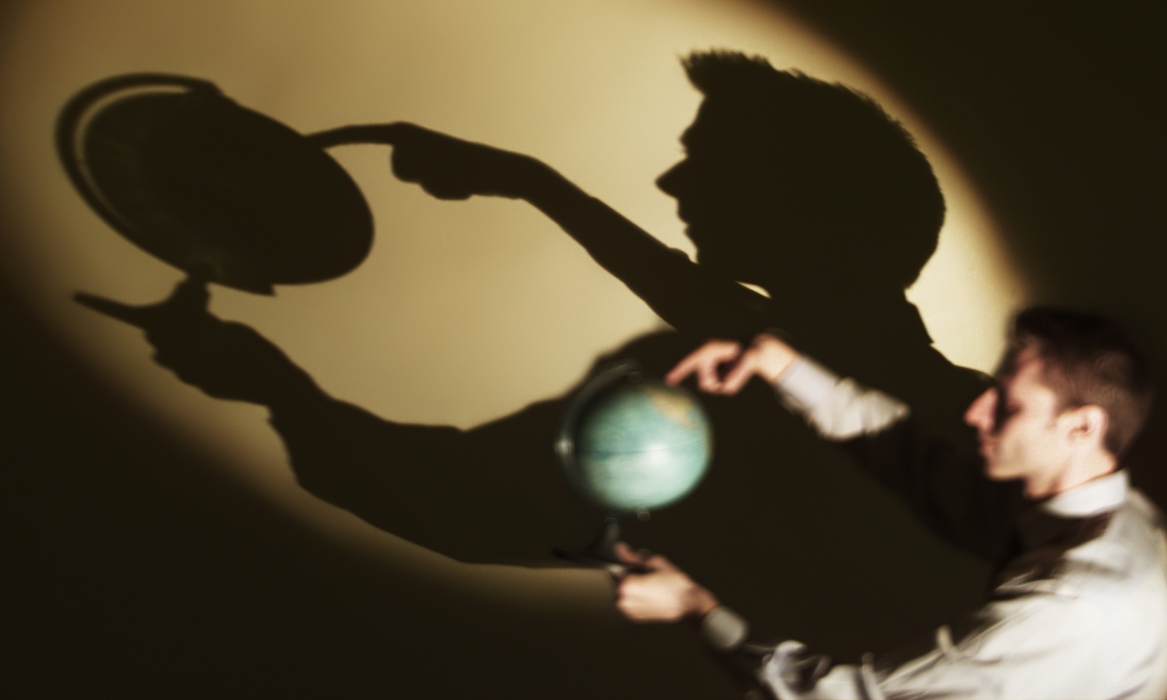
[{"x1": 992, "y1": 398, "x2": 1018, "y2": 431}]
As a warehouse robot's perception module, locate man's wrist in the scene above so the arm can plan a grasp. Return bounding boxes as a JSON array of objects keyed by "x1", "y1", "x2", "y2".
[
  {"x1": 689, "y1": 586, "x2": 720, "y2": 618},
  {"x1": 755, "y1": 332, "x2": 800, "y2": 385}
]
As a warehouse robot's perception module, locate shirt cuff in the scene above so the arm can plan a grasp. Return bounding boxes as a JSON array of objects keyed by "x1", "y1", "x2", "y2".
[
  {"x1": 701, "y1": 606, "x2": 750, "y2": 652},
  {"x1": 776, "y1": 356, "x2": 842, "y2": 416}
]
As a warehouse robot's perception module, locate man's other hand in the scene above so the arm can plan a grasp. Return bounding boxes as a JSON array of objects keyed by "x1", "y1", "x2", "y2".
[
  {"x1": 614, "y1": 542, "x2": 719, "y2": 623},
  {"x1": 666, "y1": 333, "x2": 799, "y2": 395},
  {"x1": 382, "y1": 122, "x2": 545, "y2": 201}
]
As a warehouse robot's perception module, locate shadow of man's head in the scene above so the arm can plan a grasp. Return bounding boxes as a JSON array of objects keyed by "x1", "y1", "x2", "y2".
[{"x1": 658, "y1": 52, "x2": 944, "y2": 300}]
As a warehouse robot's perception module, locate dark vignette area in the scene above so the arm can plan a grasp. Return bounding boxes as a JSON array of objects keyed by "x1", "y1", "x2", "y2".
[{"x1": 2, "y1": 1, "x2": 1165, "y2": 696}]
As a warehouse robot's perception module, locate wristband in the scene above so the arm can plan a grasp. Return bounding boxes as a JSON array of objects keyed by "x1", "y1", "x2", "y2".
[{"x1": 701, "y1": 605, "x2": 750, "y2": 651}]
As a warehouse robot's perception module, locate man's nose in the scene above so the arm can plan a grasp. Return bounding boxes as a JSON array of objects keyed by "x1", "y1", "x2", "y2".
[{"x1": 965, "y1": 388, "x2": 997, "y2": 430}]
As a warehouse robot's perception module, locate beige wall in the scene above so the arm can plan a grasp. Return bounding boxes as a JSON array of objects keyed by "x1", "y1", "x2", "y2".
[{"x1": 0, "y1": 0, "x2": 1025, "y2": 590}]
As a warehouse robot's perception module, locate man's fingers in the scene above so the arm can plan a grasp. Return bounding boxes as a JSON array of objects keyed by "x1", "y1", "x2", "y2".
[
  {"x1": 664, "y1": 353, "x2": 701, "y2": 386},
  {"x1": 695, "y1": 361, "x2": 722, "y2": 393},
  {"x1": 616, "y1": 577, "x2": 656, "y2": 620},
  {"x1": 665, "y1": 343, "x2": 724, "y2": 385},
  {"x1": 615, "y1": 585, "x2": 651, "y2": 621},
  {"x1": 642, "y1": 553, "x2": 675, "y2": 573},
  {"x1": 719, "y1": 351, "x2": 760, "y2": 395},
  {"x1": 613, "y1": 541, "x2": 646, "y2": 566},
  {"x1": 716, "y1": 335, "x2": 800, "y2": 394},
  {"x1": 666, "y1": 340, "x2": 741, "y2": 390},
  {"x1": 614, "y1": 568, "x2": 695, "y2": 623}
]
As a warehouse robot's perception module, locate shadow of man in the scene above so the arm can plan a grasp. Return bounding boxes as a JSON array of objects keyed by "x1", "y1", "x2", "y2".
[{"x1": 142, "y1": 51, "x2": 1009, "y2": 660}]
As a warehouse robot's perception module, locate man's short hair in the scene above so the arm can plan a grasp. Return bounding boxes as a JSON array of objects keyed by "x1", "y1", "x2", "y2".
[
  {"x1": 681, "y1": 51, "x2": 944, "y2": 289},
  {"x1": 1003, "y1": 307, "x2": 1154, "y2": 458}
]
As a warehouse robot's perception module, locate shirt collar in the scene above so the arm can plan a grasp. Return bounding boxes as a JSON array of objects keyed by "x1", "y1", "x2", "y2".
[{"x1": 1039, "y1": 469, "x2": 1128, "y2": 518}]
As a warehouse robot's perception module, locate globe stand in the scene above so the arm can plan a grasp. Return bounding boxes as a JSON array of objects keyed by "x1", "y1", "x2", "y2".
[{"x1": 553, "y1": 516, "x2": 646, "y2": 579}]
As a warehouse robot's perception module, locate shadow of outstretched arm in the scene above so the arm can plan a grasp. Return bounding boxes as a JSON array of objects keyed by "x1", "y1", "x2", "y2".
[
  {"x1": 348, "y1": 122, "x2": 773, "y2": 338},
  {"x1": 119, "y1": 279, "x2": 601, "y2": 561}
]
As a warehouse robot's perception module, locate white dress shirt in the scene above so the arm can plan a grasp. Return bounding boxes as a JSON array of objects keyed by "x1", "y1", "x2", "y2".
[{"x1": 714, "y1": 356, "x2": 1167, "y2": 699}]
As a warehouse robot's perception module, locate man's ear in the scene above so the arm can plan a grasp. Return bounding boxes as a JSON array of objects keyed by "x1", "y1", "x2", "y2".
[{"x1": 1065, "y1": 404, "x2": 1109, "y2": 447}]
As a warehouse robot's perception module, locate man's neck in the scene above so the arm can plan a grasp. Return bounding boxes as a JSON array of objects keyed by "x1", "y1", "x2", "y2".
[{"x1": 1028, "y1": 454, "x2": 1119, "y2": 500}]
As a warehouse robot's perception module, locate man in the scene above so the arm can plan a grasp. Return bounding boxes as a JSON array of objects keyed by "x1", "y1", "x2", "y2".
[{"x1": 616, "y1": 307, "x2": 1167, "y2": 698}]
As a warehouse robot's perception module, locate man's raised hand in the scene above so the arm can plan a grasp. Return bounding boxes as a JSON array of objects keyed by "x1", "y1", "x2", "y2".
[
  {"x1": 666, "y1": 333, "x2": 799, "y2": 395},
  {"x1": 665, "y1": 339, "x2": 743, "y2": 393}
]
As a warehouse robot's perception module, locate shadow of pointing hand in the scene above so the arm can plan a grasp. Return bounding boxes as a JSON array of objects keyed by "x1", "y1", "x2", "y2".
[
  {"x1": 380, "y1": 122, "x2": 544, "y2": 201},
  {"x1": 76, "y1": 278, "x2": 317, "y2": 406}
]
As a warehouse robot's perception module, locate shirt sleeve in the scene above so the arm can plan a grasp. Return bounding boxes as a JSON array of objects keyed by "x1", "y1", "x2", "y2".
[
  {"x1": 776, "y1": 356, "x2": 910, "y2": 440},
  {"x1": 757, "y1": 587, "x2": 1136, "y2": 700}
]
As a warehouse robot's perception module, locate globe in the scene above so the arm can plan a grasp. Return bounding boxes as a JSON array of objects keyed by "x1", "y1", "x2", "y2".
[{"x1": 556, "y1": 362, "x2": 713, "y2": 514}]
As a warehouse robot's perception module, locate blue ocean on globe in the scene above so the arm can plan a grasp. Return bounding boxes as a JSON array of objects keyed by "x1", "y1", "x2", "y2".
[{"x1": 565, "y1": 380, "x2": 712, "y2": 513}]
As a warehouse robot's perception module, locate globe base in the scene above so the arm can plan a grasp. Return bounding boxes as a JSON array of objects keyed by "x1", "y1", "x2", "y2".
[{"x1": 553, "y1": 517, "x2": 647, "y2": 579}]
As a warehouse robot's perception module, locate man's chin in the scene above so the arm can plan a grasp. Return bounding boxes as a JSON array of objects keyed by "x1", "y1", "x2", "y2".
[{"x1": 984, "y1": 464, "x2": 1021, "y2": 483}]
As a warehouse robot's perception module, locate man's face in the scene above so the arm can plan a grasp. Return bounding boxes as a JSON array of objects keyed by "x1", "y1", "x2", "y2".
[{"x1": 963, "y1": 350, "x2": 1076, "y2": 498}]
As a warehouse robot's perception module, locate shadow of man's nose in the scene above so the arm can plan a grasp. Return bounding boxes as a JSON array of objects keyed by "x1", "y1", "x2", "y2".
[{"x1": 656, "y1": 160, "x2": 687, "y2": 197}]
